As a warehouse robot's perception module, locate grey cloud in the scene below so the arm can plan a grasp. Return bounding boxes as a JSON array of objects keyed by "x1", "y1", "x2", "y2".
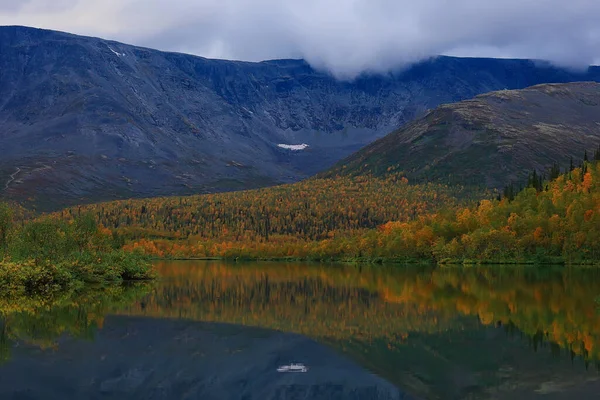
[
  {"x1": 0, "y1": 0, "x2": 599, "y2": 78},
  {"x1": 0, "y1": 0, "x2": 77, "y2": 13}
]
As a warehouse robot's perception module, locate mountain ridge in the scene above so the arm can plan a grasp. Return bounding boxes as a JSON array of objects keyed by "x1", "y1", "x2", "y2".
[
  {"x1": 2, "y1": 25, "x2": 600, "y2": 209},
  {"x1": 323, "y1": 81, "x2": 600, "y2": 188}
]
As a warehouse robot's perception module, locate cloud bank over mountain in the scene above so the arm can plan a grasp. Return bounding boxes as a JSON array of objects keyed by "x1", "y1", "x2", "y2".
[{"x1": 1, "y1": 0, "x2": 599, "y2": 78}]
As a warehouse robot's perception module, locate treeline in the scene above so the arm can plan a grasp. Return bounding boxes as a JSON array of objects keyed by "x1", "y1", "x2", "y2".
[
  {"x1": 503, "y1": 145, "x2": 600, "y2": 200},
  {"x1": 0, "y1": 204, "x2": 154, "y2": 297},
  {"x1": 113, "y1": 159, "x2": 600, "y2": 264},
  {"x1": 57, "y1": 174, "x2": 481, "y2": 242}
]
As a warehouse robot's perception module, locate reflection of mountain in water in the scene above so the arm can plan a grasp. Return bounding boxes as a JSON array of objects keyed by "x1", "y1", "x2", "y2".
[
  {"x1": 1, "y1": 317, "x2": 406, "y2": 400},
  {"x1": 115, "y1": 262, "x2": 600, "y2": 399},
  {"x1": 2, "y1": 262, "x2": 600, "y2": 399}
]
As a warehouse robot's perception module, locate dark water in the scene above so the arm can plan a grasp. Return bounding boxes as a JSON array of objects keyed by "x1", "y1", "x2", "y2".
[{"x1": 1, "y1": 261, "x2": 600, "y2": 399}]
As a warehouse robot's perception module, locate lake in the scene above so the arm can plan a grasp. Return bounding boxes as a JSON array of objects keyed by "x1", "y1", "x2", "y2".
[{"x1": 1, "y1": 261, "x2": 600, "y2": 399}]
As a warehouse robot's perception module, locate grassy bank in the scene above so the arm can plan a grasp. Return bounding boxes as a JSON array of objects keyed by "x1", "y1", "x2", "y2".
[{"x1": 0, "y1": 203, "x2": 155, "y2": 297}]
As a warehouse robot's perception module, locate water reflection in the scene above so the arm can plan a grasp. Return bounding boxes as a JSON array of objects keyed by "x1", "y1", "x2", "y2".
[
  {"x1": 1, "y1": 262, "x2": 600, "y2": 399},
  {"x1": 0, "y1": 283, "x2": 153, "y2": 363},
  {"x1": 118, "y1": 262, "x2": 600, "y2": 398},
  {"x1": 120, "y1": 262, "x2": 600, "y2": 362}
]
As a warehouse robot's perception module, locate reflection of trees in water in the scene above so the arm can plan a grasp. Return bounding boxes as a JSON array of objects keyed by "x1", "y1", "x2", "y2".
[
  {"x1": 127, "y1": 274, "x2": 450, "y2": 341},
  {"x1": 119, "y1": 263, "x2": 600, "y2": 364},
  {"x1": 431, "y1": 267, "x2": 600, "y2": 363},
  {"x1": 0, "y1": 283, "x2": 152, "y2": 363},
  {"x1": 501, "y1": 320, "x2": 600, "y2": 371},
  {"x1": 2, "y1": 262, "x2": 600, "y2": 370},
  {"x1": 163, "y1": 277, "x2": 377, "y2": 309},
  {"x1": 0, "y1": 320, "x2": 8, "y2": 363}
]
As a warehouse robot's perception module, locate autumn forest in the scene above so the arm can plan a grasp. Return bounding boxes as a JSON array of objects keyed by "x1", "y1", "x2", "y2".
[{"x1": 47, "y1": 149, "x2": 600, "y2": 265}]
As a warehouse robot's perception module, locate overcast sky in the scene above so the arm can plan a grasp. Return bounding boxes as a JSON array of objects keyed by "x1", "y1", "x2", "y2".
[{"x1": 1, "y1": 0, "x2": 599, "y2": 78}]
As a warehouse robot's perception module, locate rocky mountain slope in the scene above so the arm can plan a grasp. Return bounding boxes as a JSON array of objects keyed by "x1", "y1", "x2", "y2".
[
  {"x1": 2, "y1": 26, "x2": 600, "y2": 208},
  {"x1": 323, "y1": 82, "x2": 600, "y2": 189}
]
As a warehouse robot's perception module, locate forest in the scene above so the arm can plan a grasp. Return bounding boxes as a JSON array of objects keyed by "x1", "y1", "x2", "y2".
[
  {"x1": 59, "y1": 174, "x2": 480, "y2": 241},
  {"x1": 52, "y1": 151, "x2": 600, "y2": 265}
]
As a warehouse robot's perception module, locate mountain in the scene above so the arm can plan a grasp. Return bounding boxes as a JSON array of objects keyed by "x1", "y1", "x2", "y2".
[
  {"x1": 2, "y1": 26, "x2": 600, "y2": 209},
  {"x1": 323, "y1": 82, "x2": 600, "y2": 189}
]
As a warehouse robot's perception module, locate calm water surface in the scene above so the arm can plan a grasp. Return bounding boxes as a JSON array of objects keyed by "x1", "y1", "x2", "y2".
[{"x1": 1, "y1": 261, "x2": 600, "y2": 399}]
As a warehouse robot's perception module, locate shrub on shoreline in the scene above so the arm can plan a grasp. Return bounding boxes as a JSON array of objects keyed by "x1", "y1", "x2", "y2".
[{"x1": 0, "y1": 205, "x2": 155, "y2": 297}]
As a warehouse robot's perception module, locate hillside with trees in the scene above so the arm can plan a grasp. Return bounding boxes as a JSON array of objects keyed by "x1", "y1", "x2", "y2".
[
  {"x1": 56, "y1": 174, "x2": 481, "y2": 252},
  {"x1": 53, "y1": 149, "x2": 600, "y2": 264}
]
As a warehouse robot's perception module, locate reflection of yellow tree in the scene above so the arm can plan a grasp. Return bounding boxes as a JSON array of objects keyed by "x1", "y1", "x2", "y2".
[
  {"x1": 115, "y1": 262, "x2": 465, "y2": 343},
  {"x1": 425, "y1": 267, "x2": 600, "y2": 360},
  {"x1": 117, "y1": 262, "x2": 600, "y2": 362},
  {"x1": 3, "y1": 262, "x2": 598, "y2": 366},
  {"x1": 0, "y1": 321, "x2": 8, "y2": 363}
]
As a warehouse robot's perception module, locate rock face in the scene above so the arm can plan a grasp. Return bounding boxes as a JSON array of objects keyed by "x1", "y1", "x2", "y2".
[
  {"x1": 0, "y1": 317, "x2": 412, "y2": 400},
  {"x1": 323, "y1": 82, "x2": 600, "y2": 189},
  {"x1": 1, "y1": 26, "x2": 600, "y2": 208}
]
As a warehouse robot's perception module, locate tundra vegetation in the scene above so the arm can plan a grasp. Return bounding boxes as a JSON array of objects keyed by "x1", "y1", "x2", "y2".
[{"x1": 0, "y1": 207, "x2": 154, "y2": 298}]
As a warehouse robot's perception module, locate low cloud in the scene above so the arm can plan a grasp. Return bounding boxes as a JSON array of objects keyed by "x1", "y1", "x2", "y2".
[{"x1": 1, "y1": 0, "x2": 599, "y2": 78}]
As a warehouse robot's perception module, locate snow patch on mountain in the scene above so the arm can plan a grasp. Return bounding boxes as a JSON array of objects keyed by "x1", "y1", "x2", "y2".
[
  {"x1": 277, "y1": 143, "x2": 309, "y2": 151},
  {"x1": 108, "y1": 46, "x2": 125, "y2": 57}
]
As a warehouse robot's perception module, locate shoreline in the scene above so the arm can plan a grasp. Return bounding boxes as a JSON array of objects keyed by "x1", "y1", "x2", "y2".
[{"x1": 148, "y1": 255, "x2": 600, "y2": 267}]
